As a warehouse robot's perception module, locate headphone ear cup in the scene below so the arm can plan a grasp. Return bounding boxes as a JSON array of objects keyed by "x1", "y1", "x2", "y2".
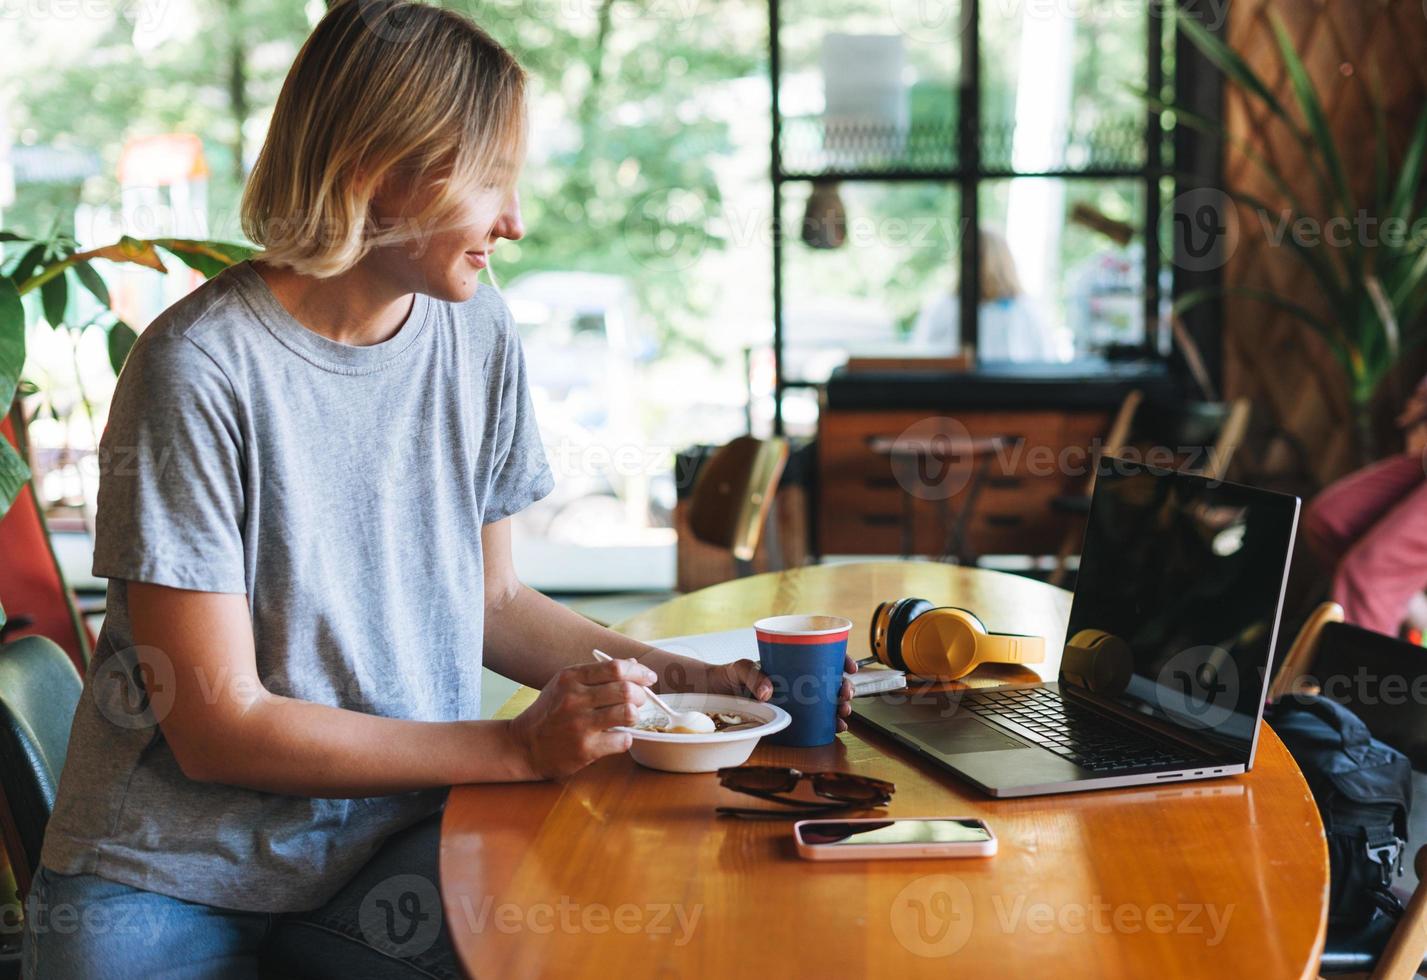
[
  {"x1": 905, "y1": 608, "x2": 982, "y2": 679},
  {"x1": 869, "y1": 601, "x2": 890, "y2": 662},
  {"x1": 884, "y1": 598, "x2": 933, "y2": 672},
  {"x1": 943, "y1": 607, "x2": 988, "y2": 634}
]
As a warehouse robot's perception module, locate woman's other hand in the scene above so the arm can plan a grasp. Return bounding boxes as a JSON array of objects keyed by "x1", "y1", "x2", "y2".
[{"x1": 661, "y1": 654, "x2": 858, "y2": 734}]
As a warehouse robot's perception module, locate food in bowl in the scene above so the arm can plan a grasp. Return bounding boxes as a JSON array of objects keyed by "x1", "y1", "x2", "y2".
[
  {"x1": 617, "y1": 694, "x2": 792, "y2": 773},
  {"x1": 636, "y1": 711, "x2": 755, "y2": 734}
]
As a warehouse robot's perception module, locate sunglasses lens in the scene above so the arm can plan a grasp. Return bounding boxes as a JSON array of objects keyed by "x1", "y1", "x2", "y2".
[
  {"x1": 813, "y1": 774, "x2": 892, "y2": 803},
  {"x1": 720, "y1": 767, "x2": 797, "y2": 793}
]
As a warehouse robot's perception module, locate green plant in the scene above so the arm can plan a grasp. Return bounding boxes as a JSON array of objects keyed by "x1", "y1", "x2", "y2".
[
  {"x1": 0, "y1": 231, "x2": 253, "y2": 519},
  {"x1": 1154, "y1": 11, "x2": 1427, "y2": 459}
]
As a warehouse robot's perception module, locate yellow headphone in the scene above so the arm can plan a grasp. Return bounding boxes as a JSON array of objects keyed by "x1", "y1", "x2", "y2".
[{"x1": 869, "y1": 598, "x2": 1046, "y2": 680}]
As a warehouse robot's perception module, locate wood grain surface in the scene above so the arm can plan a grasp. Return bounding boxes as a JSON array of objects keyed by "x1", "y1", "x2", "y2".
[{"x1": 441, "y1": 561, "x2": 1327, "y2": 979}]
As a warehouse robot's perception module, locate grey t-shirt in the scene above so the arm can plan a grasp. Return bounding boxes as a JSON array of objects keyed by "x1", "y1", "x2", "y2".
[{"x1": 40, "y1": 260, "x2": 554, "y2": 912}]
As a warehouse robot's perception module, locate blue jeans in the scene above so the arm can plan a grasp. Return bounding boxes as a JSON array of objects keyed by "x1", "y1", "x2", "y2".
[{"x1": 21, "y1": 812, "x2": 461, "y2": 979}]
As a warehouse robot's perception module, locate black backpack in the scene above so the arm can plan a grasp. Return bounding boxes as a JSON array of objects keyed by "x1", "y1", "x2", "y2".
[{"x1": 1266, "y1": 694, "x2": 1412, "y2": 927}]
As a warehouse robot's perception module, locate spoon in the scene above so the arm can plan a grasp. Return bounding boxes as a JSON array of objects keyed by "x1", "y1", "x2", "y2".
[{"x1": 591, "y1": 649, "x2": 716, "y2": 734}]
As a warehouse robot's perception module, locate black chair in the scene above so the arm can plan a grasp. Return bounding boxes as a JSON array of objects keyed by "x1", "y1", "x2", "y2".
[
  {"x1": 1271, "y1": 609, "x2": 1427, "y2": 978},
  {"x1": 0, "y1": 634, "x2": 82, "y2": 971}
]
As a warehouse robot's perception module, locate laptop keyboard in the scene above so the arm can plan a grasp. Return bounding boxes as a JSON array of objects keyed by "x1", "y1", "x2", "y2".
[{"x1": 960, "y1": 688, "x2": 1205, "y2": 774}]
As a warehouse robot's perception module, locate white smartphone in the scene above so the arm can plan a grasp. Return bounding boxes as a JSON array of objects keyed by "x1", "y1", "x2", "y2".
[{"x1": 793, "y1": 817, "x2": 997, "y2": 861}]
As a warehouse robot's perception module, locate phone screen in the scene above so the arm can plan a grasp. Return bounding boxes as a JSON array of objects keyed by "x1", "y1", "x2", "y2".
[{"x1": 800, "y1": 818, "x2": 991, "y2": 847}]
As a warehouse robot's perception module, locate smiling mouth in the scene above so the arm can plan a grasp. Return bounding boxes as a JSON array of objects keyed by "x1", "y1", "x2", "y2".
[{"x1": 465, "y1": 251, "x2": 489, "y2": 268}]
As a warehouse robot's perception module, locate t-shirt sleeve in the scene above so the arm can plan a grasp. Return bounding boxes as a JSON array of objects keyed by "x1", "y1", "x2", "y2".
[
  {"x1": 91, "y1": 331, "x2": 247, "y2": 593},
  {"x1": 481, "y1": 302, "x2": 555, "y2": 525}
]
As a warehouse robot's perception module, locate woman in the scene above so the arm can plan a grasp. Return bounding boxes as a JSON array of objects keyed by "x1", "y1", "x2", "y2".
[
  {"x1": 1301, "y1": 377, "x2": 1427, "y2": 638},
  {"x1": 910, "y1": 227, "x2": 1071, "y2": 363},
  {"x1": 23, "y1": 3, "x2": 854, "y2": 975}
]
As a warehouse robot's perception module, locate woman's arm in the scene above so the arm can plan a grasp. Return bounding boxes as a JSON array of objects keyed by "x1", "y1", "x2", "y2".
[
  {"x1": 480, "y1": 519, "x2": 855, "y2": 730},
  {"x1": 129, "y1": 582, "x2": 650, "y2": 796}
]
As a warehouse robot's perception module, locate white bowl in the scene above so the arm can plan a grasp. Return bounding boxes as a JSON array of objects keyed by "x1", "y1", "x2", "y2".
[{"x1": 616, "y1": 693, "x2": 791, "y2": 773}]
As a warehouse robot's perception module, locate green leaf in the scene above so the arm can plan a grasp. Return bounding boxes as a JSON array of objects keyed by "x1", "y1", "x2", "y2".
[
  {"x1": 0, "y1": 233, "x2": 30, "y2": 243},
  {"x1": 1386, "y1": 104, "x2": 1427, "y2": 227},
  {"x1": 1176, "y1": 13, "x2": 1295, "y2": 133},
  {"x1": 1176, "y1": 11, "x2": 1338, "y2": 236},
  {"x1": 1217, "y1": 184, "x2": 1350, "y2": 316},
  {"x1": 1389, "y1": 245, "x2": 1427, "y2": 311},
  {"x1": 1174, "y1": 284, "x2": 1351, "y2": 376},
  {"x1": 40, "y1": 269, "x2": 69, "y2": 327},
  {"x1": 107, "y1": 320, "x2": 138, "y2": 374},
  {"x1": 7, "y1": 243, "x2": 46, "y2": 287},
  {"x1": 153, "y1": 239, "x2": 255, "y2": 279},
  {"x1": 73, "y1": 259, "x2": 111, "y2": 308},
  {"x1": 0, "y1": 440, "x2": 28, "y2": 522},
  {"x1": 1269, "y1": 13, "x2": 1354, "y2": 223},
  {"x1": 1364, "y1": 274, "x2": 1399, "y2": 361},
  {"x1": 0, "y1": 277, "x2": 23, "y2": 411}
]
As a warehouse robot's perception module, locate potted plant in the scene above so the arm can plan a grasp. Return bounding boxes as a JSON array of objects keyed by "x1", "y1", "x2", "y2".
[
  {"x1": 0, "y1": 231, "x2": 252, "y2": 628},
  {"x1": 1153, "y1": 11, "x2": 1427, "y2": 462}
]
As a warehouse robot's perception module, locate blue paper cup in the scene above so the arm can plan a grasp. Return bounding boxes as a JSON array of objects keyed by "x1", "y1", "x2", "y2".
[{"x1": 754, "y1": 614, "x2": 852, "y2": 747}]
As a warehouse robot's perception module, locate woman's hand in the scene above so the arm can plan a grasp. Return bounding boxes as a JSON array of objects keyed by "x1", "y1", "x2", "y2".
[
  {"x1": 657, "y1": 654, "x2": 859, "y2": 734},
  {"x1": 1408, "y1": 422, "x2": 1427, "y2": 459},
  {"x1": 507, "y1": 658, "x2": 656, "y2": 779},
  {"x1": 1396, "y1": 388, "x2": 1427, "y2": 431}
]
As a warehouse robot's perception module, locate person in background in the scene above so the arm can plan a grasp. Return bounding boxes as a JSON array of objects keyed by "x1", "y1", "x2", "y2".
[
  {"x1": 911, "y1": 227, "x2": 1072, "y2": 363},
  {"x1": 1301, "y1": 374, "x2": 1427, "y2": 638}
]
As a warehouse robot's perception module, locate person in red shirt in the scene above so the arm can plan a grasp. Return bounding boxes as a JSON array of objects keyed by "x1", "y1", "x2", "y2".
[{"x1": 1302, "y1": 376, "x2": 1427, "y2": 637}]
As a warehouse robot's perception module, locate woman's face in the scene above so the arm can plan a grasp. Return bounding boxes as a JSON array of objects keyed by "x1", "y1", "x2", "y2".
[{"x1": 369, "y1": 167, "x2": 525, "y2": 302}]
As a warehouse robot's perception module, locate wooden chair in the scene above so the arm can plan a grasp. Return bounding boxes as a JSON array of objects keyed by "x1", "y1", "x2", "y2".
[
  {"x1": 1365, "y1": 850, "x2": 1427, "y2": 980},
  {"x1": 1048, "y1": 389, "x2": 1143, "y2": 586},
  {"x1": 1268, "y1": 600, "x2": 1345, "y2": 701},
  {"x1": 1268, "y1": 605, "x2": 1427, "y2": 977},
  {"x1": 685, "y1": 436, "x2": 789, "y2": 579},
  {"x1": 1200, "y1": 396, "x2": 1253, "y2": 482},
  {"x1": 1048, "y1": 394, "x2": 1253, "y2": 588}
]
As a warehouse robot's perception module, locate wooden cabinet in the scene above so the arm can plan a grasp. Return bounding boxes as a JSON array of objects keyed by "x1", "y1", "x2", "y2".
[{"x1": 817, "y1": 408, "x2": 1110, "y2": 557}]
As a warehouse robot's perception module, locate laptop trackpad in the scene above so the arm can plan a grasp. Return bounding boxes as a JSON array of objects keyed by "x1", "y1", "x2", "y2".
[{"x1": 895, "y1": 717, "x2": 1026, "y2": 754}]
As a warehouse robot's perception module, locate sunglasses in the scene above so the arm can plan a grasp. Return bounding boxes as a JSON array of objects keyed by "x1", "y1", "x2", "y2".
[{"x1": 715, "y1": 766, "x2": 895, "y2": 819}]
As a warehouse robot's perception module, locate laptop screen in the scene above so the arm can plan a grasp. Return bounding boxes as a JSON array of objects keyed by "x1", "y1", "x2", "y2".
[{"x1": 1060, "y1": 458, "x2": 1300, "y2": 762}]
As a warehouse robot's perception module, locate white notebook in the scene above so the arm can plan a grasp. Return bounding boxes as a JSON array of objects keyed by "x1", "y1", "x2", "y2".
[{"x1": 649, "y1": 628, "x2": 907, "y2": 696}]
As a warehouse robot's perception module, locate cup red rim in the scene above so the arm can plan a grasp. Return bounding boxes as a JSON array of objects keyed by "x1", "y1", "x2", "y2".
[{"x1": 753, "y1": 615, "x2": 853, "y2": 638}]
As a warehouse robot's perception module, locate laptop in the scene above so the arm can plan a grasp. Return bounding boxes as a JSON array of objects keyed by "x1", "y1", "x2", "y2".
[{"x1": 851, "y1": 457, "x2": 1301, "y2": 798}]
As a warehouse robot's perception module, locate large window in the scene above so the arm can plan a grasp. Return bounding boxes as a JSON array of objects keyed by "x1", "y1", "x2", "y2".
[{"x1": 769, "y1": 0, "x2": 1178, "y2": 433}]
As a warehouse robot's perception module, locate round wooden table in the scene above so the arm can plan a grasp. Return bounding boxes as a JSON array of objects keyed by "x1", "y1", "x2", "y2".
[{"x1": 441, "y1": 562, "x2": 1327, "y2": 978}]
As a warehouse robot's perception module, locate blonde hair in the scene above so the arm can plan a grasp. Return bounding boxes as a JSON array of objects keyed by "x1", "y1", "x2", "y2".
[
  {"x1": 241, "y1": 0, "x2": 527, "y2": 278},
  {"x1": 979, "y1": 227, "x2": 1023, "y2": 302}
]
